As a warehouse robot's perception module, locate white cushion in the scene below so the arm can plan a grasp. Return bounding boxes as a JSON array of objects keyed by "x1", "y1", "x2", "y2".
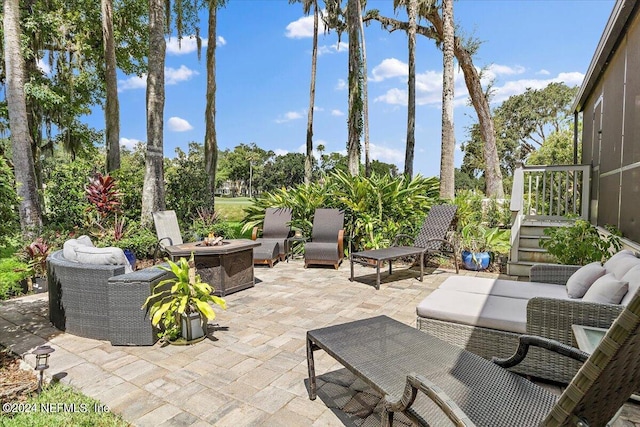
[
  {"x1": 438, "y1": 275, "x2": 570, "y2": 300},
  {"x1": 74, "y1": 246, "x2": 133, "y2": 273},
  {"x1": 565, "y1": 261, "x2": 606, "y2": 298},
  {"x1": 620, "y1": 265, "x2": 640, "y2": 306},
  {"x1": 416, "y1": 289, "x2": 528, "y2": 334},
  {"x1": 603, "y1": 250, "x2": 640, "y2": 280},
  {"x1": 62, "y1": 235, "x2": 94, "y2": 262},
  {"x1": 582, "y1": 273, "x2": 628, "y2": 304}
]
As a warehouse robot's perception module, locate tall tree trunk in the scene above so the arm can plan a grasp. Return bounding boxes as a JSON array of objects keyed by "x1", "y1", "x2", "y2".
[
  {"x1": 141, "y1": 0, "x2": 167, "y2": 225},
  {"x1": 439, "y1": 0, "x2": 455, "y2": 199},
  {"x1": 304, "y1": 0, "x2": 318, "y2": 184},
  {"x1": 3, "y1": 0, "x2": 43, "y2": 236},
  {"x1": 366, "y1": 12, "x2": 505, "y2": 197},
  {"x1": 347, "y1": 0, "x2": 361, "y2": 176},
  {"x1": 404, "y1": 0, "x2": 417, "y2": 177},
  {"x1": 205, "y1": 0, "x2": 218, "y2": 207},
  {"x1": 357, "y1": 0, "x2": 370, "y2": 177},
  {"x1": 102, "y1": 0, "x2": 121, "y2": 172}
]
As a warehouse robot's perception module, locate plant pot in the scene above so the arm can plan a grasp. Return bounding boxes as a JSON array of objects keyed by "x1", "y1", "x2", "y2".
[
  {"x1": 32, "y1": 276, "x2": 48, "y2": 294},
  {"x1": 123, "y1": 249, "x2": 136, "y2": 270},
  {"x1": 461, "y1": 250, "x2": 491, "y2": 271},
  {"x1": 181, "y1": 312, "x2": 205, "y2": 341}
]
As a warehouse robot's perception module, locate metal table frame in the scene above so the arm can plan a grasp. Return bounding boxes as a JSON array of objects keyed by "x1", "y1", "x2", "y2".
[{"x1": 350, "y1": 247, "x2": 425, "y2": 289}]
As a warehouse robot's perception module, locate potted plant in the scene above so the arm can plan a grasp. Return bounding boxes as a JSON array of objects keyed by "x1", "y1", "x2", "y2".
[
  {"x1": 143, "y1": 255, "x2": 226, "y2": 344},
  {"x1": 459, "y1": 224, "x2": 510, "y2": 271},
  {"x1": 25, "y1": 238, "x2": 50, "y2": 293}
]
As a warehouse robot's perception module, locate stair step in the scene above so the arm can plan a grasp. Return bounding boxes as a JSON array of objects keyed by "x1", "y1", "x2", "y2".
[
  {"x1": 517, "y1": 249, "x2": 556, "y2": 263},
  {"x1": 519, "y1": 236, "x2": 548, "y2": 249}
]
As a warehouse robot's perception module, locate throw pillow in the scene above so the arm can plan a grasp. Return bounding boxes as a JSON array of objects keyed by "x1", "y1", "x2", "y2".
[
  {"x1": 603, "y1": 250, "x2": 640, "y2": 279},
  {"x1": 62, "y1": 235, "x2": 94, "y2": 262},
  {"x1": 582, "y1": 273, "x2": 629, "y2": 304},
  {"x1": 620, "y1": 265, "x2": 640, "y2": 306},
  {"x1": 566, "y1": 261, "x2": 606, "y2": 298},
  {"x1": 74, "y1": 246, "x2": 133, "y2": 273}
]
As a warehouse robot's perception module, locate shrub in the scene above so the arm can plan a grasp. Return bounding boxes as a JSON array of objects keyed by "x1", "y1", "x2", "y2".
[
  {"x1": 0, "y1": 257, "x2": 31, "y2": 300},
  {"x1": 540, "y1": 219, "x2": 622, "y2": 265},
  {"x1": 98, "y1": 221, "x2": 157, "y2": 259},
  {"x1": 44, "y1": 159, "x2": 94, "y2": 229},
  {"x1": 0, "y1": 156, "x2": 19, "y2": 244}
]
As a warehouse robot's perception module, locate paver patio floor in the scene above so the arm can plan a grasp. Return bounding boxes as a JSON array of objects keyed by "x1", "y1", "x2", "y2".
[{"x1": 1, "y1": 260, "x2": 640, "y2": 426}]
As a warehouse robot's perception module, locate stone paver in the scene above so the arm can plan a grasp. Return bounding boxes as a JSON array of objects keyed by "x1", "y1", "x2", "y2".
[{"x1": 1, "y1": 260, "x2": 640, "y2": 426}]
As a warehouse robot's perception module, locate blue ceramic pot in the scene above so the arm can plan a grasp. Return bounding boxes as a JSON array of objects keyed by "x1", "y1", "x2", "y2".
[
  {"x1": 124, "y1": 249, "x2": 137, "y2": 270},
  {"x1": 461, "y1": 250, "x2": 491, "y2": 271}
]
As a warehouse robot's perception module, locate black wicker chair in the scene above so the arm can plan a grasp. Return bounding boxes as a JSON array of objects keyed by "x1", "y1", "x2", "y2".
[
  {"x1": 304, "y1": 208, "x2": 345, "y2": 269},
  {"x1": 251, "y1": 207, "x2": 293, "y2": 266}
]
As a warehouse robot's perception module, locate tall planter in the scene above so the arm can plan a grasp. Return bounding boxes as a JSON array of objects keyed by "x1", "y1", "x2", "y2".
[{"x1": 461, "y1": 250, "x2": 490, "y2": 271}]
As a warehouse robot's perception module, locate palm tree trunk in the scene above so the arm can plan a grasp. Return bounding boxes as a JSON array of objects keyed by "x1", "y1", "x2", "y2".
[
  {"x1": 205, "y1": 0, "x2": 219, "y2": 206},
  {"x1": 439, "y1": 0, "x2": 455, "y2": 199},
  {"x1": 404, "y1": 0, "x2": 417, "y2": 178},
  {"x1": 304, "y1": 0, "x2": 318, "y2": 184},
  {"x1": 357, "y1": 0, "x2": 370, "y2": 177},
  {"x1": 3, "y1": 0, "x2": 43, "y2": 236},
  {"x1": 141, "y1": 0, "x2": 167, "y2": 224},
  {"x1": 347, "y1": 0, "x2": 361, "y2": 176},
  {"x1": 102, "y1": 0, "x2": 121, "y2": 172}
]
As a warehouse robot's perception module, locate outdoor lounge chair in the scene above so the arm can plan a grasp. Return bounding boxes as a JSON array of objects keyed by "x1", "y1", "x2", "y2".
[
  {"x1": 304, "y1": 208, "x2": 345, "y2": 269},
  {"x1": 350, "y1": 204, "x2": 458, "y2": 289},
  {"x1": 251, "y1": 207, "x2": 293, "y2": 267},
  {"x1": 152, "y1": 210, "x2": 183, "y2": 263},
  {"x1": 307, "y1": 287, "x2": 640, "y2": 426}
]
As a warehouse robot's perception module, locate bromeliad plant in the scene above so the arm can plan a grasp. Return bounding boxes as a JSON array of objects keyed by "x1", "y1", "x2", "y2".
[
  {"x1": 142, "y1": 255, "x2": 226, "y2": 341},
  {"x1": 25, "y1": 238, "x2": 50, "y2": 278}
]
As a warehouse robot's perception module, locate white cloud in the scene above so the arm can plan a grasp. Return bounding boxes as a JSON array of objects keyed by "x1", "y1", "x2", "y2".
[
  {"x1": 489, "y1": 71, "x2": 585, "y2": 104},
  {"x1": 167, "y1": 117, "x2": 193, "y2": 132},
  {"x1": 331, "y1": 109, "x2": 344, "y2": 116},
  {"x1": 318, "y1": 41, "x2": 348, "y2": 55},
  {"x1": 370, "y1": 58, "x2": 407, "y2": 82},
  {"x1": 166, "y1": 36, "x2": 209, "y2": 55},
  {"x1": 369, "y1": 143, "x2": 405, "y2": 164},
  {"x1": 314, "y1": 106, "x2": 324, "y2": 112},
  {"x1": 335, "y1": 79, "x2": 346, "y2": 90},
  {"x1": 36, "y1": 59, "x2": 51, "y2": 74},
  {"x1": 275, "y1": 111, "x2": 304, "y2": 123},
  {"x1": 118, "y1": 65, "x2": 198, "y2": 91},
  {"x1": 217, "y1": 36, "x2": 227, "y2": 46},
  {"x1": 537, "y1": 69, "x2": 551, "y2": 76},
  {"x1": 375, "y1": 88, "x2": 408, "y2": 105},
  {"x1": 274, "y1": 149, "x2": 289, "y2": 156},
  {"x1": 165, "y1": 65, "x2": 198, "y2": 85},
  {"x1": 285, "y1": 12, "x2": 328, "y2": 38},
  {"x1": 120, "y1": 137, "x2": 142, "y2": 149}
]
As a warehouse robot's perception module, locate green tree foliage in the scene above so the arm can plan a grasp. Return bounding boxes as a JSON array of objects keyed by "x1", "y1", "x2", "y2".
[
  {"x1": 216, "y1": 143, "x2": 274, "y2": 196},
  {"x1": 43, "y1": 158, "x2": 96, "y2": 229},
  {"x1": 112, "y1": 145, "x2": 146, "y2": 221},
  {"x1": 258, "y1": 153, "x2": 309, "y2": 192},
  {"x1": 243, "y1": 170, "x2": 440, "y2": 252},
  {"x1": 0, "y1": 156, "x2": 19, "y2": 243},
  {"x1": 527, "y1": 127, "x2": 579, "y2": 166},
  {"x1": 540, "y1": 219, "x2": 622, "y2": 265}
]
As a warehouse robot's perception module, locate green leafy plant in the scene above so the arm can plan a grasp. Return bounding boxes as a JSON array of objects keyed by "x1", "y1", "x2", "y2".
[
  {"x1": 142, "y1": 255, "x2": 227, "y2": 341},
  {"x1": 540, "y1": 219, "x2": 622, "y2": 265},
  {"x1": 24, "y1": 237, "x2": 50, "y2": 278},
  {"x1": 0, "y1": 257, "x2": 32, "y2": 300},
  {"x1": 459, "y1": 223, "x2": 511, "y2": 267}
]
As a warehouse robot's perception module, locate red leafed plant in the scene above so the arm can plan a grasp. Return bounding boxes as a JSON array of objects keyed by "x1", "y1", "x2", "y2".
[
  {"x1": 25, "y1": 238, "x2": 50, "y2": 277},
  {"x1": 86, "y1": 173, "x2": 122, "y2": 221}
]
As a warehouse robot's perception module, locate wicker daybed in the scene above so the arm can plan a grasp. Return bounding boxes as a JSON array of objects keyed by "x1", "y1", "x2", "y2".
[
  {"x1": 417, "y1": 251, "x2": 640, "y2": 384},
  {"x1": 48, "y1": 250, "x2": 172, "y2": 345}
]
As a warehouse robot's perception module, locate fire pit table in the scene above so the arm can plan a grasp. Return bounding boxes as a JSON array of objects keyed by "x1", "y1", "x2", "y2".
[{"x1": 165, "y1": 239, "x2": 260, "y2": 296}]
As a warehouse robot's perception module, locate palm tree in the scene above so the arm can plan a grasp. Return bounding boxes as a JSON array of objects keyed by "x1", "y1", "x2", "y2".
[
  {"x1": 347, "y1": 0, "x2": 362, "y2": 176},
  {"x1": 3, "y1": 0, "x2": 43, "y2": 236},
  {"x1": 102, "y1": 0, "x2": 120, "y2": 172},
  {"x1": 439, "y1": 0, "x2": 455, "y2": 199},
  {"x1": 357, "y1": 0, "x2": 371, "y2": 177},
  {"x1": 403, "y1": 0, "x2": 417, "y2": 177},
  {"x1": 141, "y1": 0, "x2": 167, "y2": 224},
  {"x1": 205, "y1": 0, "x2": 226, "y2": 206}
]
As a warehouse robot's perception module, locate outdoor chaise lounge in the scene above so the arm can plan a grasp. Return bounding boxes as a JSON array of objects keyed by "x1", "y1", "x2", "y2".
[
  {"x1": 307, "y1": 295, "x2": 640, "y2": 426},
  {"x1": 416, "y1": 249, "x2": 640, "y2": 384},
  {"x1": 304, "y1": 208, "x2": 345, "y2": 269},
  {"x1": 251, "y1": 207, "x2": 293, "y2": 267},
  {"x1": 350, "y1": 204, "x2": 458, "y2": 289},
  {"x1": 152, "y1": 210, "x2": 184, "y2": 263}
]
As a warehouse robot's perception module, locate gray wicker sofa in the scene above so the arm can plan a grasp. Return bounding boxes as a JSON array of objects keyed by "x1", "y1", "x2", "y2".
[
  {"x1": 417, "y1": 250, "x2": 640, "y2": 384},
  {"x1": 47, "y1": 250, "x2": 172, "y2": 345}
]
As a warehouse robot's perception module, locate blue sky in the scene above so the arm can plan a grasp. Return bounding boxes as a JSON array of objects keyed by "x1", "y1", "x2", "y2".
[{"x1": 97, "y1": 0, "x2": 615, "y2": 178}]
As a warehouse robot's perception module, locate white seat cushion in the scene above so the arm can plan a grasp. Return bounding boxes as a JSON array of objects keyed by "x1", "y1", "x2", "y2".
[
  {"x1": 416, "y1": 289, "x2": 528, "y2": 334},
  {"x1": 74, "y1": 246, "x2": 133, "y2": 273},
  {"x1": 566, "y1": 261, "x2": 606, "y2": 298},
  {"x1": 604, "y1": 250, "x2": 640, "y2": 280},
  {"x1": 621, "y1": 265, "x2": 640, "y2": 306},
  {"x1": 582, "y1": 273, "x2": 628, "y2": 304},
  {"x1": 62, "y1": 235, "x2": 95, "y2": 262},
  {"x1": 437, "y1": 275, "x2": 570, "y2": 301}
]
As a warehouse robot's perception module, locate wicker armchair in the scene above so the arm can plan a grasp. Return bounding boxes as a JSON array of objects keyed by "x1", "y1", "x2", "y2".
[
  {"x1": 304, "y1": 208, "x2": 345, "y2": 269},
  {"x1": 47, "y1": 250, "x2": 172, "y2": 345},
  {"x1": 251, "y1": 207, "x2": 293, "y2": 266}
]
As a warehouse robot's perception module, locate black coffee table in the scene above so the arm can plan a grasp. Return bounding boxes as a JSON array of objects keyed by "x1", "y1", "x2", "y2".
[{"x1": 350, "y1": 247, "x2": 425, "y2": 289}]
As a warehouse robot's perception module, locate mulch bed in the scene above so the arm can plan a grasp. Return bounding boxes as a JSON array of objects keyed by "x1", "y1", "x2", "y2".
[{"x1": 0, "y1": 348, "x2": 38, "y2": 405}]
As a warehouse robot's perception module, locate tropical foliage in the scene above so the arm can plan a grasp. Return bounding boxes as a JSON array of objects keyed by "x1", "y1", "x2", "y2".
[{"x1": 243, "y1": 170, "x2": 440, "y2": 252}]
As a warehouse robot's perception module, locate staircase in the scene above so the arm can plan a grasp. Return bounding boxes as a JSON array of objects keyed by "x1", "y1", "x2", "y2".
[
  {"x1": 507, "y1": 164, "x2": 590, "y2": 279},
  {"x1": 507, "y1": 218, "x2": 573, "y2": 277}
]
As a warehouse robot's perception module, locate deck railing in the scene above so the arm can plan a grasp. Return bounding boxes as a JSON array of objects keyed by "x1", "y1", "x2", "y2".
[{"x1": 510, "y1": 164, "x2": 590, "y2": 220}]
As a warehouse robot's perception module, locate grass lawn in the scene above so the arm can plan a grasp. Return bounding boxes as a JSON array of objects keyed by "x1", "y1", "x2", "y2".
[{"x1": 215, "y1": 197, "x2": 252, "y2": 222}]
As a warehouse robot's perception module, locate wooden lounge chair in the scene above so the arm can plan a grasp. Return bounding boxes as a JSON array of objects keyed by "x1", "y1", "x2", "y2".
[
  {"x1": 307, "y1": 289, "x2": 640, "y2": 426},
  {"x1": 350, "y1": 204, "x2": 458, "y2": 289},
  {"x1": 251, "y1": 207, "x2": 292, "y2": 267},
  {"x1": 304, "y1": 208, "x2": 345, "y2": 269},
  {"x1": 152, "y1": 210, "x2": 183, "y2": 263}
]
